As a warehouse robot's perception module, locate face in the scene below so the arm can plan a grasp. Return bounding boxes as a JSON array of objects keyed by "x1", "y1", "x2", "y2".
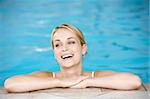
[{"x1": 52, "y1": 28, "x2": 86, "y2": 68}]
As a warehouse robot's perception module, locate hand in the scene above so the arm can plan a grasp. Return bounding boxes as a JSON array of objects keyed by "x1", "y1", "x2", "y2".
[
  {"x1": 70, "y1": 79, "x2": 90, "y2": 89},
  {"x1": 59, "y1": 76, "x2": 89, "y2": 88}
]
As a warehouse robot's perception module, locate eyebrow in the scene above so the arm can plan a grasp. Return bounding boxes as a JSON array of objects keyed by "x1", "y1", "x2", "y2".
[
  {"x1": 54, "y1": 37, "x2": 76, "y2": 42},
  {"x1": 54, "y1": 39, "x2": 60, "y2": 42},
  {"x1": 67, "y1": 37, "x2": 76, "y2": 40}
]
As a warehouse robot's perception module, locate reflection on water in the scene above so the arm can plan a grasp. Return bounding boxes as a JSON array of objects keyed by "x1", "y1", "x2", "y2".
[{"x1": 0, "y1": 0, "x2": 149, "y2": 86}]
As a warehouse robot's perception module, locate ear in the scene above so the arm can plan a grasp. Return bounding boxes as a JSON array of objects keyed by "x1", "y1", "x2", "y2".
[{"x1": 82, "y1": 44, "x2": 87, "y2": 55}]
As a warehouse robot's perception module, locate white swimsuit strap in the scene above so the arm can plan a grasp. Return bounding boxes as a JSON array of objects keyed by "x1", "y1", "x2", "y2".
[
  {"x1": 52, "y1": 72, "x2": 56, "y2": 78},
  {"x1": 91, "y1": 71, "x2": 95, "y2": 78}
]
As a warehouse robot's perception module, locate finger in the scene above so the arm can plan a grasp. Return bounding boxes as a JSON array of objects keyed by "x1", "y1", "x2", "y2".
[
  {"x1": 73, "y1": 76, "x2": 89, "y2": 86},
  {"x1": 67, "y1": 77, "x2": 85, "y2": 87},
  {"x1": 64, "y1": 76, "x2": 89, "y2": 87},
  {"x1": 70, "y1": 83, "x2": 81, "y2": 88},
  {"x1": 71, "y1": 83, "x2": 85, "y2": 89},
  {"x1": 80, "y1": 76, "x2": 89, "y2": 81},
  {"x1": 71, "y1": 80, "x2": 87, "y2": 88}
]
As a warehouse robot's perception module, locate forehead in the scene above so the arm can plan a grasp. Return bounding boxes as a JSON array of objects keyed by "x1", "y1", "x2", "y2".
[{"x1": 53, "y1": 28, "x2": 78, "y2": 40}]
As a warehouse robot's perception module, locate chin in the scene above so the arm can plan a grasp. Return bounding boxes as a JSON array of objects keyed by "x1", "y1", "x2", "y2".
[
  {"x1": 61, "y1": 63, "x2": 75, "y2": 68},
  {"x1": 58, "y1": 57, "x2": 82, "y2": 68}
]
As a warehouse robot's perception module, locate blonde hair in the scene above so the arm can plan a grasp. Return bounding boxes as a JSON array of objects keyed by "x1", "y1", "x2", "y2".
[{"x1": 51, "y1": 23, "x2": 86, "y2": 49}]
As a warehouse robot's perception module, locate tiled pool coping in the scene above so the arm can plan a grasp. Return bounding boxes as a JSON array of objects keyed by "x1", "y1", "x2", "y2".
[{"x1": 0, "y1": 83, "x2": 149, "y2": 99}]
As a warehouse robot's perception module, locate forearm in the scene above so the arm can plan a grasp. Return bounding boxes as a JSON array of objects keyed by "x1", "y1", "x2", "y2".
[
  {"x1": 87, "y1": 73, "x2": 141, "y2": 90},
  {"x1": 4, "y1": 75, "x2": 60, "y2": 93}
]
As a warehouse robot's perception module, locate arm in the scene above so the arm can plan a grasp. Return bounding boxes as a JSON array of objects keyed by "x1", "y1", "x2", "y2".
[
  {"x1": 4, "y1": 72, "x2": 89, "y2": 93},
  {"x1": 4, "y1": 72, "x2": 60, "y2": 93},
  {"x1": 71, "y1": 71, "x2": 142, "y2": 90}
]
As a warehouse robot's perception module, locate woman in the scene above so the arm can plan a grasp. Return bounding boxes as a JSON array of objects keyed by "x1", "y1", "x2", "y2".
[{"x1": 4, "y1": 23, "x2": 141, "y2": 93}]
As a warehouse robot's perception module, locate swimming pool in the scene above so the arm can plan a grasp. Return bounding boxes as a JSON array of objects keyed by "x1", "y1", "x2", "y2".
[{"x1": 0, "y1": 0, "x2": 149, "y2": 86}]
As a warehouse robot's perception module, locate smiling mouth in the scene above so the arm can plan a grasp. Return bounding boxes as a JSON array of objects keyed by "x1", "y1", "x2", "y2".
[{"x1": 61, "y1": 54, "x2": 74, "y2": 60}]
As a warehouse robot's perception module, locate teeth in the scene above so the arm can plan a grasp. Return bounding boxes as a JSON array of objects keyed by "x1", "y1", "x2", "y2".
[{"x1": 61, "y1": 54, "x2": 73, "y2": 59}]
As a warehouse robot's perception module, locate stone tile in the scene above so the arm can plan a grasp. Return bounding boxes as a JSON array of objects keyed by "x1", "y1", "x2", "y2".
[
  {"x1": 101, "y1": 84, "x2": 147, "y2": 93},
  {"x1": 0, "y1": 85, "x2": 149, "y2": 99},
  {"x1": 143, "y1": 83, "x2": 150, "y2": 91}
]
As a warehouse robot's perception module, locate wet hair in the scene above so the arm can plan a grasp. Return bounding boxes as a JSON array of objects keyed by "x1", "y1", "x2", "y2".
[{"x1": 51, "y1": 23, "x2": 86, "y2": 49}]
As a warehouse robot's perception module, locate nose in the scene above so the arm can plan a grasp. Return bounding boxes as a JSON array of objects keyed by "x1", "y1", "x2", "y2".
[{"x1": 61, "y1": 44, "x2": 68, "y2": 52}]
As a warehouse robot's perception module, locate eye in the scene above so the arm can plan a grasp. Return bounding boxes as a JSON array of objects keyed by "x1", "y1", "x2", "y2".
[
  {"x1": 55, "y1": 44, "x2": 60, "y2": 48},
  {"x1": 68, "y1": 41, "x2": 75, "y2": 44}
]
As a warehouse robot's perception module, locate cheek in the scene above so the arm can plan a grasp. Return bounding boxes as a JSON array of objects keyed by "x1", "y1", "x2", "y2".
[
  {"x1": 72, "y1": 45, "x2": 82, "y2": 55},
  {"x1": 54, "y1": 50, "x2": 61, "y2": 59}
]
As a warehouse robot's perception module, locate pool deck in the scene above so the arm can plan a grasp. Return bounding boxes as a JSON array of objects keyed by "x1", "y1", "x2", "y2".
[{"x1": 0, "y1": 83, "x2": 149, "y2": 99}]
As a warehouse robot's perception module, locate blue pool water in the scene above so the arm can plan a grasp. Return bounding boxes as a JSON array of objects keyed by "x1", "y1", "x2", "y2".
[{"x1": 0, "y1": 0, "x2": 149, "y2": 86}]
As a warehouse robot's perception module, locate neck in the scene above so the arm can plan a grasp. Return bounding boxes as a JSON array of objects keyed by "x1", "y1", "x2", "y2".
[{"x1": 60, "y1": 61, "x2": 83, "y2": 78}]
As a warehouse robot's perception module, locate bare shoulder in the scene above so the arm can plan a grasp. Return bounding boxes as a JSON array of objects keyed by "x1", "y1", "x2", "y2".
[
  {"x1": 30, "y1": 71, "x2": 53, "y2": 77},
  {"x1": 94, "y1": 70, "x2": 116, "y2": 77},
  {"x1": 82, "y1": 70, "x2": 116, "y2": 77},
  {"x1": 82, "y1": 71, "x2": 92, "y2": 77},
  {"x1": 94, "y1": 70, "x2": 135, "y2": 77}
]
